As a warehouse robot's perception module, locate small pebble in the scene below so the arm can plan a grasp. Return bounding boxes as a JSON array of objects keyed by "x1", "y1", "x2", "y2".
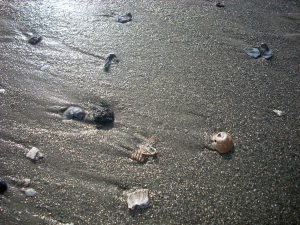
[
  {"x1": 22, "y1": 188, "x2": 37, "y2": 197},
  {"x1": 23, "y1": 179, "x2": 31, "y2": 187},
  {"x1": 216, "y1": 2, "x2": 225, "y2": 7},
  {"x1": 0, "y1": 89, "x2": 5, "y2": 94},
  {"x1": 273, "y1": 109, "x2": 285, "y2": 117},
  {"x1": 0, "y1": 181, "x2": 8, "y2": 194},
  {"x1": 40, "y1": 64, "x2": 50, "y2": 71},
  {"x1": 28, "y1": 36, "x2": 42, "y2": 45}
]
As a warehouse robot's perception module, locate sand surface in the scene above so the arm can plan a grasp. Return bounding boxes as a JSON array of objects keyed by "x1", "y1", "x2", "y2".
[{"x1": 0, "y1": 0, "x2": 299, "y2": 224}]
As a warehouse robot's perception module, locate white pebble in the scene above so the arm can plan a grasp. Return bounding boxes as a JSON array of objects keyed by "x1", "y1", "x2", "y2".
[
  {"x1": 40, "y1": 64, "x2": 50, "y2": 71},
  {"x1": 23, "y1": 188, "x2": 37, "y2": 197},
  {"x1": 273, "y1": 109, "x2": 285, "y2": 117},
  {"x1": 0, "y1": 89, "x2": 5, "y2": 94},
  {"x1": 26, "y1": 147, "x2": 44, "y2": 161}
]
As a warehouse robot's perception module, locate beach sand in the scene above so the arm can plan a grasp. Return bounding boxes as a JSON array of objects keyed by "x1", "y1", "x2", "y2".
[{"x1": 0, "y1": 0, "x2": 299, "y2": 224}]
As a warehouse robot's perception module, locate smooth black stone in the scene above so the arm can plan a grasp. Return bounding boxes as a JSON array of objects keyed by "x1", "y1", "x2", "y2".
[
  {"x1": 216, "y1": 3, "x2": 225, "y2": 7},
  {"x1": 92, "y1": 106, "x2": 114, "y2": 124},
  {"x1": 0, "y1": 181, "x2": 8, "y2": 194},
  {"x1": 28, "y1": 36, "x2": 42, "y2": 45}
]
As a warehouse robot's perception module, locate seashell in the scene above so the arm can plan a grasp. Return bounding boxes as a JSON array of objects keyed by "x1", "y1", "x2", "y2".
[
  {"x1": 131, "y1": 138, "x2": 158, "y2": 163},
  {"x1": 126, "y1": 189, "x2": 149, "y2": 210},
  {"x1": 211, "y1": 132, "x2": 234, "y2": 154}
]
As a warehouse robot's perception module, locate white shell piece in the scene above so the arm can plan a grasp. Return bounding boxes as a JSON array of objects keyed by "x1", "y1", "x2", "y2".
[
  {"x1": 127, "y1": 189, "x2": 149, "y2": 210},
  {"x1": 26, "y1": 147, "x2": 43, "y2": 161},
  {"x1": 23, "y1": 188, "x2": 37, "y2": 197},
  {"x1": 273, "y1": 109, "x2": 285, "y2": 117},
  {"x1": 0, "y1": 89, "x2": 5, "y2": 94},
  {"x1": 40, "y1": 64, "x2": 50, "y2": 71}
]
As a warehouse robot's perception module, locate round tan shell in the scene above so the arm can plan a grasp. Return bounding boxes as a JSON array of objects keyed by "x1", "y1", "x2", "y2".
[{"x1": 211, "y1": 132, "x2": 234, "y2": 154}]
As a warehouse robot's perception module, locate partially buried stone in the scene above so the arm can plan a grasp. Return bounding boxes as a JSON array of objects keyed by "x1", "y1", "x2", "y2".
[
  {"x1": 258, "y1": 43, "x2": 273, "y2": 59},
  {"x1": 117, "y1": 13, "x2": 132, "y2": 23},
  {"x1": 63, "y1": 106, "x2": 86, "y2": 121},
  {"x1": 0, "y1": 181, "x2": 8, "y2": 194},
  {"x1": 92, "y1": 106, "x2": 114, "y2": 124},
  {"x1": 28, "y1": 36, "x2": 42, "y2": 45},
  {"x1": 216, "y1": 2, "x2": 225, "y2": 7},
  {"x1": 246, "y1": 47, "x2": 261, "y2": 59},
  {"x1": 245, "y1": 43, "x2": 273, "y2": 60},
  {"x1": 104, "y1": 53, "x2": 117, "y2": 71}
]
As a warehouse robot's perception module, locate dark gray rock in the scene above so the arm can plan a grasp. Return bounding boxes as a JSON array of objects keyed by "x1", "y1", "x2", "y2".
[
  {"x1": 104, "y1": 53, "x2": 118, "y2": 71},
  {"x1": 28, "y1": 36, "x2": 42, "y2": 45},
  {"x1": 92, "y1": 106, "x2": 114, "y2": 124},
  {"x1": 63, "y1": 106, "x2": 86, "y2": 121},
  {"x1": 0, "y1": 181, "x2": 8, "y2": 194}
]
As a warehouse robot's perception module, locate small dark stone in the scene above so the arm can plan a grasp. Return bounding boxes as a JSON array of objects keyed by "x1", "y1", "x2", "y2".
[
  {"x1": 28, "y1": 36, "x2": 43, "y2": 45},
  {"x1": 104, "y1": 53, "x2": 117, "y2": 71},
  {"x1": 0, "y1": 181, "x2": 8, "y2": 194},
  {"x1": 92, "y1": 106, "x2": 114, "y2": 124},
  {"x1": 63, "y1": 106, "x2": 86, "y2": 121},
  {"x1": 216, "y1": 2, "x2": 225, "y2": 7}
]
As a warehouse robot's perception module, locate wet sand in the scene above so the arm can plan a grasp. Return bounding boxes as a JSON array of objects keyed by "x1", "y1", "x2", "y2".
[{"x1": 0, "y1": 0, "x2": 299, "y2": 224}]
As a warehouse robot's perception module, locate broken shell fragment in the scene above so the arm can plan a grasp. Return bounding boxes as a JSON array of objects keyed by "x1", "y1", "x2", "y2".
[
  {"x1": 211, "y1": 132, "x2": 234, "y2": 154},
  {"x1": 131, "y1": 146, "x2": 158, "y2": 163},
  {"x1": 126, "y1": 189, "x2": 149, "y2": 210},
  {"x1": 131, "y1": 137, "x2": 158, "y2": 163}
]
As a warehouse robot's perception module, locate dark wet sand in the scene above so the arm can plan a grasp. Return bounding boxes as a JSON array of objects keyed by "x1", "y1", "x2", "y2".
[{"x1": 0, "y1": 0, "x2": 299, "y2": 224}]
